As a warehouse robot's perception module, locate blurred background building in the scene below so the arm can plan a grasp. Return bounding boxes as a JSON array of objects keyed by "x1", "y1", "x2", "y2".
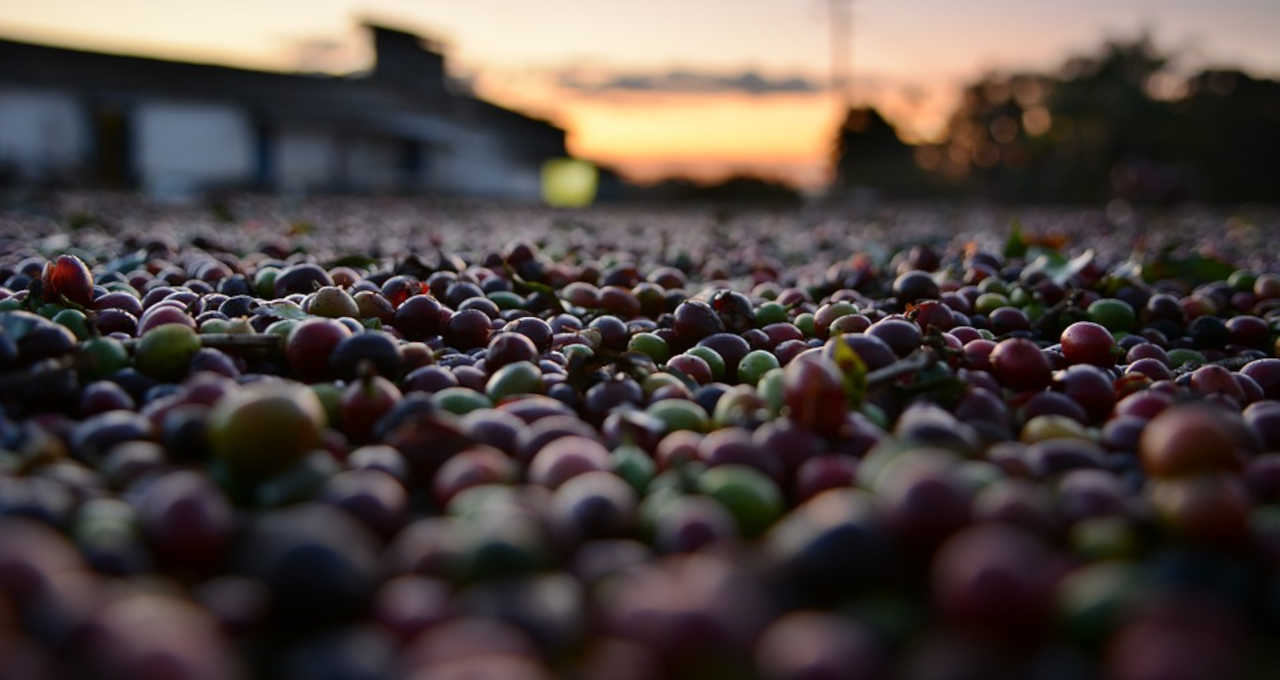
[
  {"x1": 0, "y1": 23, "x2": 566, "y2": 199},
  {"x1": 0, "y1": 3, "x2": 1277, "y2": 206}
]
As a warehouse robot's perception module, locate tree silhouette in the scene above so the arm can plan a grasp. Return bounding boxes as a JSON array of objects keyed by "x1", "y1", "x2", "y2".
[
  {"x1": 831, "y1": 34, "x2": 1280, "y2": 203},
  {"x1": 831, "y1": 106, "x2": 930, "y2": 197}
]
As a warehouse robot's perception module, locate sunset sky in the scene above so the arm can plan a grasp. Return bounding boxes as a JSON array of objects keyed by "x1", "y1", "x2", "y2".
[{"x1": 2, "y1": 0, "x2": 1277, "y2": 188}]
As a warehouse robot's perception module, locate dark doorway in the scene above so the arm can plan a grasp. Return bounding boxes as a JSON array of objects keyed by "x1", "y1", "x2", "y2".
[
  {"x1": 92, "y1": 105, "x2": 132, "y2": 187},
  {"x1": 398, "y1": 138, "x2": 422, "y2": 190},
  {"x1": 253, "y1": 119, "x2": 275, "y2": 190}
]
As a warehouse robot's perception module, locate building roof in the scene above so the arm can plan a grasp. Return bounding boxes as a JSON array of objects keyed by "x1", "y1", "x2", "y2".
[{"x1": 0, "y1": 26, "x2": 565, "y2": 155}]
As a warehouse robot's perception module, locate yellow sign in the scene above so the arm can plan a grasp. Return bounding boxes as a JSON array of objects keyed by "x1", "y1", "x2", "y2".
[{"x1": 541, "y1": 158, "x2": 598, "y2": 208}]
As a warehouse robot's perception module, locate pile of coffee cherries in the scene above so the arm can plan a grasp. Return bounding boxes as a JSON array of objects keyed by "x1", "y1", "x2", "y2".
[{"x1": 2, "y1": 204, "x2": 1280, "y2": 679}]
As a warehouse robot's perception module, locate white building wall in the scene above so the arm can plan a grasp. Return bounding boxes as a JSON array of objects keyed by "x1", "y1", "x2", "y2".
[
  {"x1": 343, "y1": 136, "x2": 401, "y2": 191},
  {"x1": 425, "y1": 131, "x2": 540, "y2": 200},
  {"x1": 133, "y1": 101, "x2": 254, "y2": 197},
  {"x1": 276, "y1": 129, "x2": 337, "y2": 193},
  {"x1": 0, "y1": 88, "x2": 90, "y2": 177}
]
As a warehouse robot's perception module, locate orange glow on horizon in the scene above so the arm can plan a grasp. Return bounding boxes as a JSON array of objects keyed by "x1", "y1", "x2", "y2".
[{"x1": 2, "y1": 1, "x2": 1278, "y2": 189}]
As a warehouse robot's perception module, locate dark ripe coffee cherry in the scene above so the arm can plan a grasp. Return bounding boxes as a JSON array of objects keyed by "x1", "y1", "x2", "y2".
[
  {"x1": 216, "y1": 273, "x2": 251, "y2": 296},
  {"x1": 673, "y1": 300, "x2": 724, "y2": 343},
  {"x1": 137, "y1": 470, "x2": 234, "y2": 568},
  {"x1": 893, "y1": 270, "x2": 940, "y2": 303},
  {"x1": 1241, "y1": 359, "x2": 1280, "y2": 399},
  {"x1": 599, "y1": 286, "x2": 642, "y2": 318},
  {"x1": 393, "y1": 295, "x2": 445, "y2": 341},
  {"x1": 820, "y1": 333, "x2": 894, "y2": 371},
  {"x1": 458, "y1": 296, "x2": 500, "y2": 320},
  {"x1": 736, "y1": 328, "x2": 767, "y2": 353},
  {"x1": 1226, "y1": 315, "x2": 1269, "y2": 349},
  {"x1": 444, "y1": 309, "x2": 493, "y2": 350},
  {"x1": 504, "y1": 316, "x2": 554, "y2": 352},
  {"x1": 1125, "y1": 342, "x2": 1169, "y2": 364},
  {"x1": 528, "y1": 435, "x2": 611, "y2": 488},
  {"x1": 1148, "y1": 474, "x2": 1252, "y2": 542},
  {"x1": 137, "y1": 304, "x2": 196, "y2": 335},
  {"x1": 341, "y1": 376, "x2": 403, "y2": 443},
  {"x1": 783, "y1": 356, "x2": 846, "y2": 436},
  {"x1": 319, "y1": 469, "x2": 409, "y2": 537},
  {"x1": 330, "y1": 331, "x2": 404, "y2": 380},
  {"x1": 486, "y1": 332, "x2": 539, "y2": 373},
  {"x1": 962, "y1": 338, "x2": 998, "y2": 368},
  {"x1": 431, "y1": 445, "x2": 516, "y2": 509},
  {"x1": 932, "y1": 524, "x2": 1055, "y2": 635},
  {"x1": 403, "y1": 365, "x2": 458, "y2": 394},
  {"x1": 588, "y1": 315, "x2": 629, "y2": 350},
  {"x1": 1126, "y1": 357, "x2": 1173, "y2": 382},
  {"x1": 990, "y1": 338, "x2": 1052, "y2": 391},
  {"x1": 141, "y1": 285, "x2": 176, "y2": 309},
  {"x1": 697, "y1": 427, "x2": 781, "y2": 480},
  {"x1": 274, "y1": 263, "x2": 333, "y2": 296},
  {"x1": 1187, "y1": 315, "x2": 1229, "y2": 349},
  {"x1": 1055, "y1": 364, "x2": 1116, "y2": 422},
  {"x1": 286, "y1": 318, "x2": 352, "y2": 382},
  {"x1": 1140, "y1": 404, "x2": 1245, "y2": 477},
  {"x1": 218, "y1": 295, "x2": 256, "y2": 318},
  {"x1": 710, "y1": 289, "x2": 754, "y2": 333},
  {"x1": 80, "y1": 380, "x2": 136, "y2": 416},
  {"x1": 793, "y1": 455, "x2": 860, "y2": 502},
  {"x1": 698, "y1": 333, "x2": 751, "y2": 382},
  {"x1": 866, "y1": 318, "x2": 921, "y2": 358},
  {"x1": 1144, "y1": 293, "x2": 1185, "y2": 323},
  {"x1": 988, "y1": 306, "x2": 1030, "y2": 335},
  {"x1": 189, "y1": 347, "x2": 240, "y2": 378},
  {"x1": 94, "y1": 291, "x2": 144, "y2": 317},
  {"x1": 1189, "y1": 364, "x2": 1245, "y2": 402},
  {"x1": 444, "y1": 281, "x2": 484, "y2": 308},
  {"x1": 243, "y1": 504, "x2": 379, "y2": 623},
  {"x1": 562, "y1": 281, "x2": 600, "y2": 308},
  {"x1": 95, "y1": 308, "x2": 139, "y2": 336},
  {"x1": 667, "y1": 354, "x2": 713, "y2": 385},
  {"x1": 911, "y1": 300, "x2": 954, "y2": 333},
  {"x1": 1060, "y1": 321, "x2": 1115, "y2": 367},
  {"x1": 381, "y1": 275, "x2": 420, "y2": 307}
]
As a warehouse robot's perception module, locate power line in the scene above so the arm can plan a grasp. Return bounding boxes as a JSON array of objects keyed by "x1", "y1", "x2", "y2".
[{"x1": 828, "y1": 0, "x2": 853, "y2": 106}]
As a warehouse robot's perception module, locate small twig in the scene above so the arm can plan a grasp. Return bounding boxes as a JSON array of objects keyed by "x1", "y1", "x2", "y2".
[{"x1": 866, "y1": 350, "x2": 935, "y2": 385}]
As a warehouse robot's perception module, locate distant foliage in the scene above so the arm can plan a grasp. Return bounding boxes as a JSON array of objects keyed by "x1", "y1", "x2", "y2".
[
  {"x1": 831, "y1": 107, "x2": 934, "y2": 198},
  {"x1": 641, "y1": 175, "x2": 804, "y2": 206},
  {"x1": 833, "y1": 35, "x2": 1280, "y2": 203}
]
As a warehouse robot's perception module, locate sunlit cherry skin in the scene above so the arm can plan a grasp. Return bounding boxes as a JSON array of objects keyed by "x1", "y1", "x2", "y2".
[
  {"x1": 286, "y1": 318, "x2": 352, "y2": 382},
  {"x1": 1140, "y1": 404, "x2": 1246, "y2": 477},
  {"x1": 1126, "y1": 357, "x2": 1172, "y2": 382},
  {"x1": 1189, "y1": 364, "x2": 1245, "y2": 402},
  {"x1": 990, "y1": 338, "x2": 1052, "y2": 391},
  {"x1": 41, "y1": 254, "x2": 95, "y2": 307},
  {"x1": 783, "y1": 356, "x2": 846, "y2": 437},
  {"x1": 1060, "y1": 321, "x2": 1115, "y2": 367}
]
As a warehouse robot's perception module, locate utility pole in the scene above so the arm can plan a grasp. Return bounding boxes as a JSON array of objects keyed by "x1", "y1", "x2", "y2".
[{"x1": 828, "y1": 0, "x2": 853, "y2": 106}]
